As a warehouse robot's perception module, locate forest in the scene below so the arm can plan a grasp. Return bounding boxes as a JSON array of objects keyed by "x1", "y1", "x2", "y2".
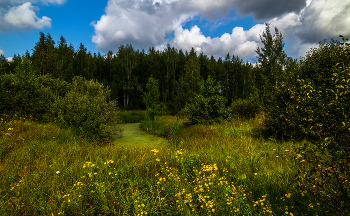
[{"x1": 0, "y1": 23, "x2": 295, "y2": 115}]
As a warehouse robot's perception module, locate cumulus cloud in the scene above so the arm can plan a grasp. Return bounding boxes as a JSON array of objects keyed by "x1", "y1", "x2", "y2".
[
  {"x1": 0, "y1": 0, "x2": 65, "y2": 31},
  {"x1": 170, "y1": 25, "x2": 261, "y2": 60},
  {"x1": 3, "y1": 2, "x2": 51, "y2": 30},
  {"x1": 0, "y1": 49, "x2": 4, "y2": 55},
  {"x1": 92, "y1": 0, "x2": 307, "y2": 53},
  {"x1": 295, "y1": 0, "x2": 350, "y2": 44},
  {"x1": 92, "y1": 0, "x2": 350, "y2": 61},
  {"x1": 92, "y1": 0, "x2": 197, "y2": 51}
]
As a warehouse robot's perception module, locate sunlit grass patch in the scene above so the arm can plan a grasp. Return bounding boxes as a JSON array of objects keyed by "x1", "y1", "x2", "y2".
[{"x1": 0, "y1": 110, "x2": 346, "y2": 215}]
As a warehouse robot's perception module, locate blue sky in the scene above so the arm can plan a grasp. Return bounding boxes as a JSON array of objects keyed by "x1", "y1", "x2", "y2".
[{"x1": 1, "y1": 0, "x2": 349, "y2": 63}]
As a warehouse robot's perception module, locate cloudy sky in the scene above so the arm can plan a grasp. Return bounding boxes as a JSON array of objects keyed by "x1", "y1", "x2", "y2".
[{"x1": 0, "y1": 0, "x2": 349, "y2": 62}]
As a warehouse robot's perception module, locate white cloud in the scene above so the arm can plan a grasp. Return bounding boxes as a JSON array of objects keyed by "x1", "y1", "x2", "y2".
[
  {"x1": 0, "y1": 49, "x2": 4, "y2": 55},
  {"x1": 6, "y1": 57, "x2": 13, "y2": 62},
  {"x1": 93, "y1": 0, "x2": 350, "y2": 61},
  {"x1": 92, "y1": 0, "x2": 197, "y2": 51},
  {"x1": 4, "y1": 2, "x2": 51, "y2": 30},
  {"x1": 0, "y1": 0, "x2": 65, "y2": 31},
  {"x1": 170, "y1": 24, "x2": 262, "y2": 60}
]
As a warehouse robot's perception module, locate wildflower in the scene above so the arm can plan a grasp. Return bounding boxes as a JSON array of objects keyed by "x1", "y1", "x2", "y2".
[
  {"x1": 56, "y1": 171, "x2": 60, "y2": 174},
  {"x1": 8, "y1": 128, "x2": 13, "y2": 131},
  {"x1": 273, "y1": 149, "x2": 276, "y2": 150},
  {"x1": 276, "y1": 156, "x2": 279, "y2": 157},
  {"x1": 254, "y1": 173, "x2": 257, "y2": 175}
]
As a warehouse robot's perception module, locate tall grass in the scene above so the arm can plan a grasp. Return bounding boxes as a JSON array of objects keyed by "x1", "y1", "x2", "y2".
[{"x1": 0, "y1": 112, "x2": 345, "y2": 215}]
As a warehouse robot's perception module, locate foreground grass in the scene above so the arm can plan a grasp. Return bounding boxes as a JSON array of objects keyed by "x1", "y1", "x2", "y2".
[{"x1": 0, "y1": 112, "x2": 339, "y2": 215}]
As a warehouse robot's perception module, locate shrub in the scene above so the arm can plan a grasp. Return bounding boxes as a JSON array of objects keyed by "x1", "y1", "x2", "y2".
[
  {"x1": 263, "y1": 37, "x2": 350, "y2": 214},
  {"x1": 51, "y1": 76, "x2": 124, "y2": 144},
  {"x1": 0, "y1": 57, "x2": 41, "y2": 121},
  {"x1": 137, "y1": 76, "x2": 166, "y2": 120},
  {"x1": 185, "y1": 75, "x2": 234, "y2": 125},
  {"x1": 229, "y1": 98, "x2": 260, "y2": 119},
  {"x1": 176, "y1": 107, "x2": 188, "y2": 119},
  {"x1": 33, "y1": 74, "x2": 72, "y2": 123}
]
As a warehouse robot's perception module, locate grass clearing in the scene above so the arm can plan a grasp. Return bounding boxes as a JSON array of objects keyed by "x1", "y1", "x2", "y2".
[{"x1": 0, "y1": 111, "x2": 341, "y2": 215}]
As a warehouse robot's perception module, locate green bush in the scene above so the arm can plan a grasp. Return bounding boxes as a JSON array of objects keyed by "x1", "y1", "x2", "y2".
[
  {"x1": 51, "y1": 76, "x2": 124, "y2": 144},
  {"x1": 229, "y1": 98, "x2": 260, "y2": 119},
  {"x1": 263, "y1": 37, "x2": 350, "y2": 214},
  {"x1": 0, "y1": 57, "x2": 41, "y2": 121},
  {"x1": 137, "y1": 76, "x2": 166, "y2": 120},
  {"x1": 185, "y1": 75, "x2": 234, "y2": 125},
  {"x1": 176, "y1": 107, "x2": 188, "y2": 119},
  {"x1": 33, "y1": 74, "x2": 72, "y2": 123}
]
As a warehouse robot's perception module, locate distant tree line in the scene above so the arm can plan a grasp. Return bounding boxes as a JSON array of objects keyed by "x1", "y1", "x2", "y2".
[{"x1": 0, "y1": 23, "x2": 295, "y2": 114}]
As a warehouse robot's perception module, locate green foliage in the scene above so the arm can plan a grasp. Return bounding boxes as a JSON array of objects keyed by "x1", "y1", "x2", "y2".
[
  {"x1": 263, "y1": 37, "x2": 350, "y2": 213},
  {"x1": 33, "y1": 74, "x2": 72, "y2": 123},
  {"x1": 51, "y1": 76, "x2": 124, "y2": 144},
  {"x1": 255, "y1": 22, "x2": 287, "y2": 108},
  {"x1": 185, "y1": 75, "x2": 234, "y2": 125},
  {"x1": 174, "y1": 48, "x2": 204, "y2": 113},
  {"x1": 176, "y1": 107, "x2": 188, "y2": 119},
  {"x1": 118, "y1": 110, "x2": 147, "y2": 123},
  {"x1": 0, "y1": 57, "x2": 41, "y2": 121},
  {"x1": 229, "y1": 98, "x2": 260, "y2": 119},
  {"x1": 137, "y1": 76, "x2": 166, "y2": 120}
]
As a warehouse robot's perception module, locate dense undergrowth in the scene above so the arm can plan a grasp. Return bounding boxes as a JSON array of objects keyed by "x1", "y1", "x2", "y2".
[{"x1": 1, "y1": 110, "x2": 347, "y2": 216}]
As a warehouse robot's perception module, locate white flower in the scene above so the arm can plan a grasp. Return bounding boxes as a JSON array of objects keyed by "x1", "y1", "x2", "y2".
[
  {"x1": 184, "y1": 200, "x2": 189, "y2": 204},
  {"x1": 56, "y1": 171, "x2": 60, "y2": 174},
  {"x1": 276, "y1": 156, "x2": 279, "y2": 157},
  {"x1": 273, "y1": 149, "x2": 276, "y2": 150}
]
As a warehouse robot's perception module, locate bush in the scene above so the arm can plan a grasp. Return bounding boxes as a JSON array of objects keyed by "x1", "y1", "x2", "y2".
[
  {"x1": 33, "y1": 74, "x2": 72, "y2": 123},
  {"x1": 0, "y1": 57, "x2": 41, "y2": 121},
  {"x1": 229, "y1": 98, "x2": 260, "y2": 119},
  {"x1": 263, "y1": 37, "x2": 350, "y2": 214},
  {"x1": 185, "y1": 75, "x2": 234, "y2": 125},
  {"x1": 137, "y1": 76, "x2": 166, "y2": 120},
  {"x1": 51, "y1": 76, "x2": 124, "y2": 144},
  {"x1": 176, "y1": 107, "x2": 188, "y2": 119}
]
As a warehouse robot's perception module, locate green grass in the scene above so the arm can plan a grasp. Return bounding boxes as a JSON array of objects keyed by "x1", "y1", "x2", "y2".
[
  {"x1": 0, "y1": 112, "x2": 347, "y2": 215},
  {"x1": 118, "y1": 110, "x2": 148, "y2": 123}
]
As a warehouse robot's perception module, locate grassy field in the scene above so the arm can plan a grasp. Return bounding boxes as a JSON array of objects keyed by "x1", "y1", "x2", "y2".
[{"x1": 0, "y1": 111, "x2": 339, "y2": 215}]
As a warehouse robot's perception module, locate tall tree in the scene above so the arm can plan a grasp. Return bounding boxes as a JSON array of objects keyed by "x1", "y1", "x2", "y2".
[
  {"x1": 175, "y1": 48, "x2": 204, "y2": 113},
  {"x1": 74, "y1": 43, "x2": 88, "y2": 78},
  {"x1": 31, "y1": 32, "x2": 56, "y2": 77},
  {"x1": 56, "y1": 36, "x2": 75, "y2": 82},
  {"x1": 255, "y1": 22, "x2": 287, "y2": 103}
]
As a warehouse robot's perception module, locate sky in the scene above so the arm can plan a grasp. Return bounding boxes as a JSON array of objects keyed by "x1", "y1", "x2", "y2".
[{"x1": 0, "y1": 0, "x2": 349, "y2": 63}]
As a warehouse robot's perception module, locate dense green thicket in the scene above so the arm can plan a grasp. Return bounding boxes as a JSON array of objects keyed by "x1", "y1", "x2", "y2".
[
  {"x1": 51, "y1": 76, "x2": 124, "y2": 144},
  {"x1": 137, "y1": 76, "x2": 166, "y2": 120},
  {"x1": 263, "y1": 37, "x2": 350, "y2": 214},
  {"x1": 185, "y1": 75, "x2": 235, "y2": 125},
  {"x1": 0, "y1": 57, "x2": 42, "y2": 121},
  {"x1": 0, "y1": 58, "x2": 124, "y2": 144},
  {"x1": 229, "y1": 98, "x2": 260, "y2": 120}
]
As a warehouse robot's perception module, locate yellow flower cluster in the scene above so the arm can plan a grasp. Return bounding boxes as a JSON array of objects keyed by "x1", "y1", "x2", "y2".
[
  {"x1": 135, "y1": 200, "x2": 147, "y2": 215},
  {"x1": 252, "y1": 194, "x2": 274, "y2": 215},
  {"x1": 83, "y1": 161, "x2": 95, "y2": 168}
]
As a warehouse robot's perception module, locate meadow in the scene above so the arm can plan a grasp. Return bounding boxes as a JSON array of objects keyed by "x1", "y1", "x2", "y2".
[{"x1": 0, "y1": 110, "x2": 340, "y2": 215}]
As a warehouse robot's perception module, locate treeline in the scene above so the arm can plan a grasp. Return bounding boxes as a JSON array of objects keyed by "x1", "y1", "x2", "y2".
[{"x1": 0, "y1": 23, "x2": 295, "y2": 114}]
